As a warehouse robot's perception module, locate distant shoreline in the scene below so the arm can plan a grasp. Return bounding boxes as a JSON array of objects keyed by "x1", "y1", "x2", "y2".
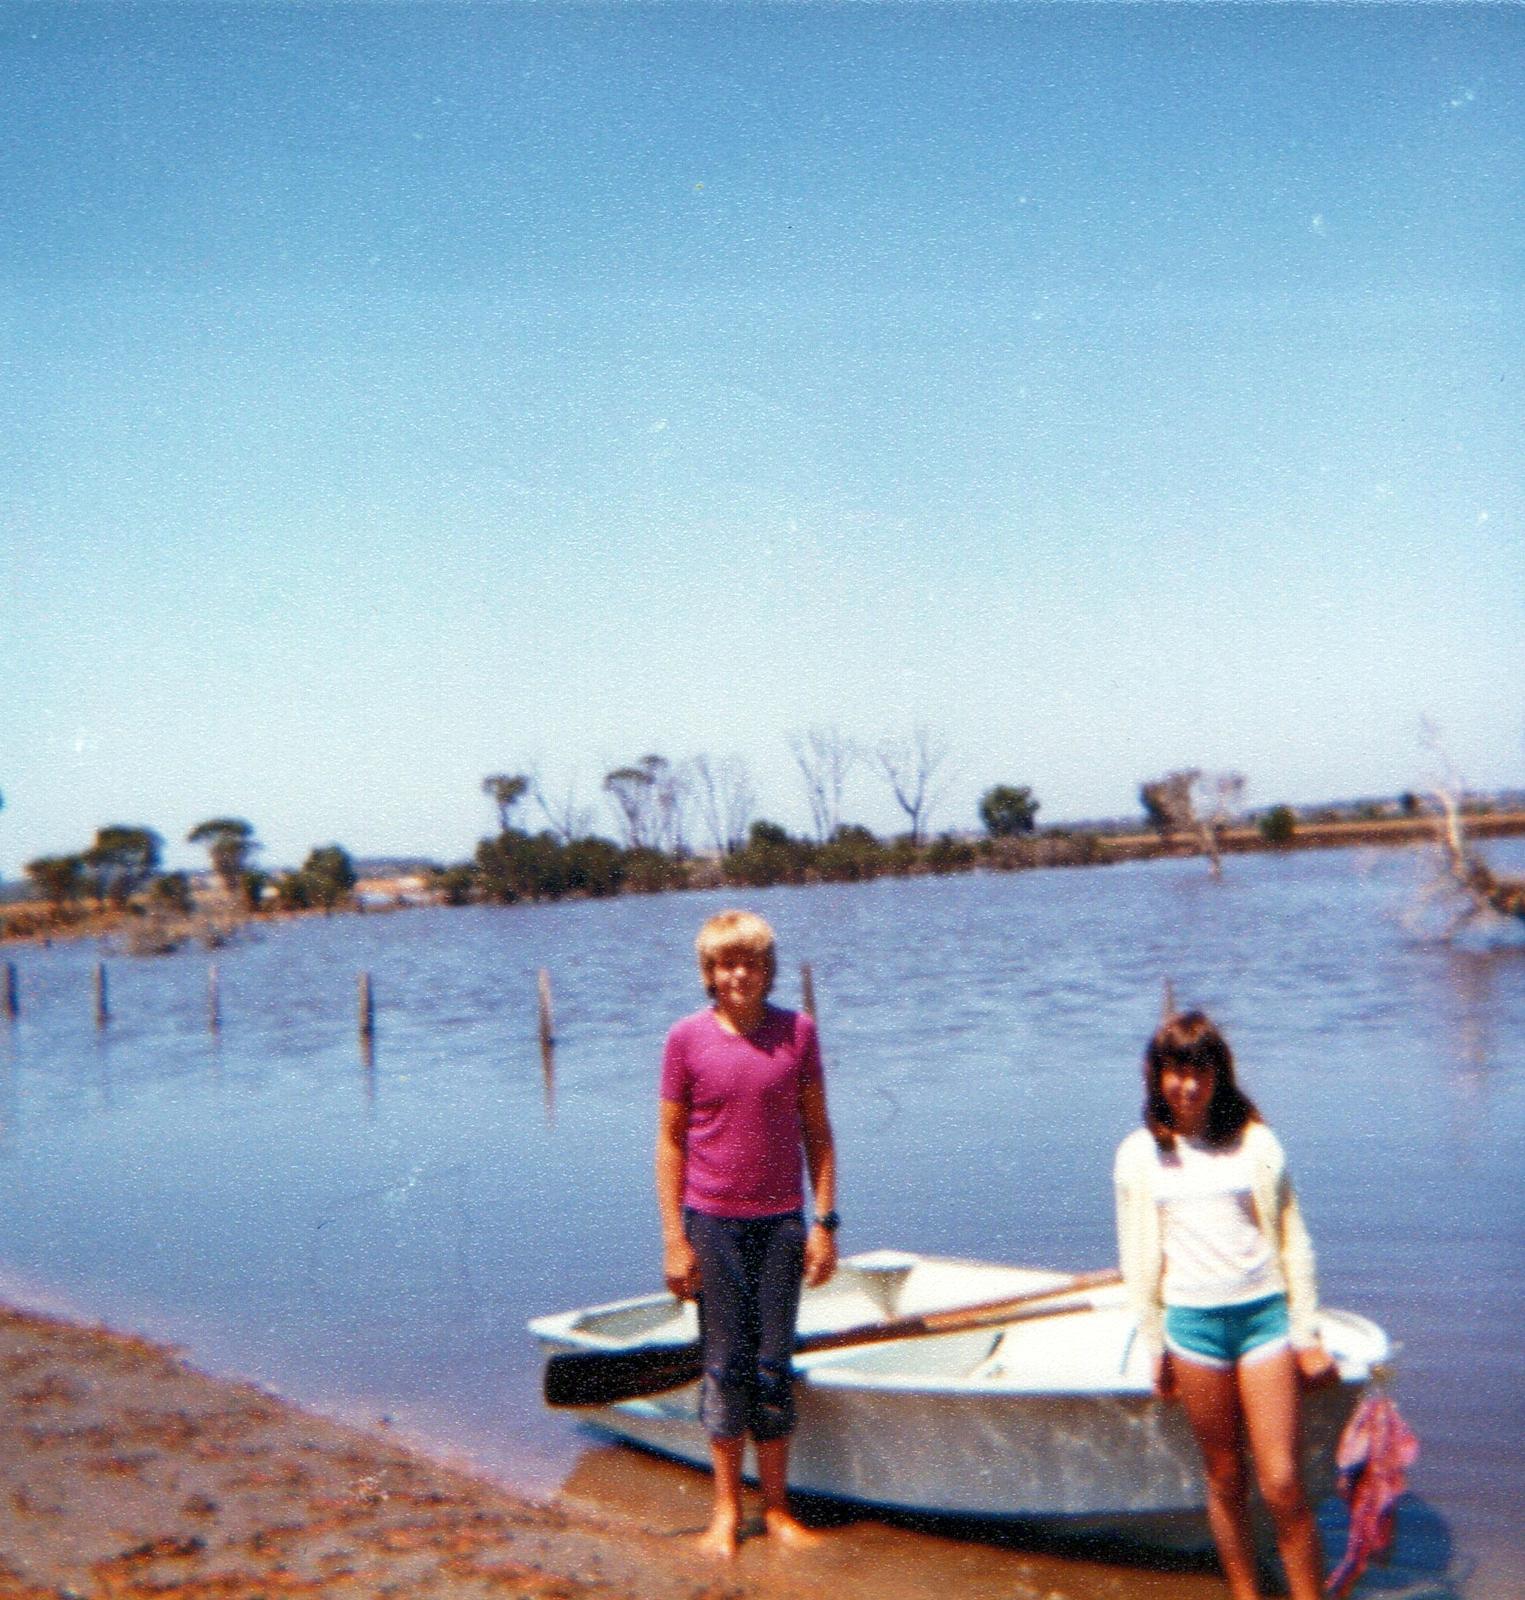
[
  {"x1": 5, "y1": 809, "x2": 1523, "y2": 950},
  {"x1": 1096, "y1": 807, "x2": 1525, "y2": 862}
]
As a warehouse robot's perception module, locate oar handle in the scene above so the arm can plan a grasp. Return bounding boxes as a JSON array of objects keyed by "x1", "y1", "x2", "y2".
[{"x1": 794, "y1": 1267, "x2": 1122, "y2": 1357}]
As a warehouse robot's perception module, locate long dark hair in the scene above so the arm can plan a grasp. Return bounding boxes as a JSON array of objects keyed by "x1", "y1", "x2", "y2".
[{"x1": 1144, "y1": 1010, "x2": 1260, "y2": 1150}]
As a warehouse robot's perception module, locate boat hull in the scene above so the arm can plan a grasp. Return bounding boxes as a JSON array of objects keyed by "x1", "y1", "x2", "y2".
[{"x1": 530, "y1": 1250, "x2": 1388, "y2": 1541}]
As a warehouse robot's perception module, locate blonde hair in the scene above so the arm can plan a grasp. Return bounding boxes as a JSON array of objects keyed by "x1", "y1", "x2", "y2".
[{"x1": 695, "y1": 909, "x2": 777, "y2": 997}]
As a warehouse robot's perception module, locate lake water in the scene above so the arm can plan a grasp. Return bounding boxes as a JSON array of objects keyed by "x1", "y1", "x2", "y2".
[{"x1": 2, "y1": 842, "x2": 1521, "y2": 1599}]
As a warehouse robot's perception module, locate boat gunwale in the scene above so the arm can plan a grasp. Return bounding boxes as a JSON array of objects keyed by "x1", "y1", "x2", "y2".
[{"x1": 529, "y1": 1258, "x2": 1391, "y2": 1399}]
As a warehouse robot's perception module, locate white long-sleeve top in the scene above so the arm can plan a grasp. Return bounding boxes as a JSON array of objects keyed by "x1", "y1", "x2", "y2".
[{"x1": 1113, "y1": 1120, "x2": 1320, "y2": 1364}]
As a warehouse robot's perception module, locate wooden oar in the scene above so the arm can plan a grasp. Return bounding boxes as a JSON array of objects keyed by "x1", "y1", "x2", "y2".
[{"x1": 543, "y1": 1267, "x2": 1122, "y2": 1408}]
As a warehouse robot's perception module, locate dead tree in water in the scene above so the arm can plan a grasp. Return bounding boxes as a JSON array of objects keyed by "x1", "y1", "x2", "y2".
[
  {"x1": 1140, "y1": 769, "x2": 1245, "y2": 878},
  {"x1": 1432, "y1": 791, "x2": 1525, "y2": 924}
]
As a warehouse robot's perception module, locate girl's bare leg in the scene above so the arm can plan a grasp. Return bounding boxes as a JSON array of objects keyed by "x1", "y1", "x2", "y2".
[
  {"x1": 756, "y1": 1436, "x2": 822, "y2": 1548},
  {"x1": 1172, "y1": 1355, "x2": 1263, "y2": 1600},
  {"x1": 1238, "y1": 1349, "x2": 1325, "y2": 1600},
  {"x1": 699, "y1": 1435, "x2": 745, "y2": 1558}
]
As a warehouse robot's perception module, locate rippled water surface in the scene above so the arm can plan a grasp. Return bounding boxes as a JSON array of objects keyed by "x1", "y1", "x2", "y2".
[{"x1": 2, "y1": 843, "x2": 1522, "y2": 1598}]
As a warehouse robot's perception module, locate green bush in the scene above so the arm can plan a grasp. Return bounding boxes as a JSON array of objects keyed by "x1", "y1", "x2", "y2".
[
  {"x1": 24, "y1": 854, "x2": 85, "y2": 907},
  {"x1": 273, "y1": 870, "x2": 317, "y2": 911},
  {"x1": 1259, "y1": 805, "x2": 1297, "y2": 847},
  {"x1": 85, "y1": 826, "x2": 163, "y2": 907},
  {"x1": 302, "y1": 845, "x2": 357, "y2": 909},
  {"x1": 149, "y1": 872, "x2": 194, "y2": 915},
  {"x1": 622, "y1": 847, "x2": 686, "y2": 894},
  {"x1": 978, "y1": 785, "x2": 1039, "y2": 837},
  {"x1": 884, "y1": 836, "x2": 920, "y2": 876},
  {"x1": 815, "y1": 824, "x2": 882, "y2": 883},
  {"x1": 724, "y1": 821, "x2": 814, "y2": 888},
  {"x1": 476, "y1": 830, "x2": 567, "y2": 902},
  {"x1": 926, "y1": 833, "x2": 977, "y2": 873},
  {"x1": 433, "y1": 864, "x2": 478, "y2": 905},
  {"x1": 563, "y1": 838, "x2": 626, "y2": 897}
]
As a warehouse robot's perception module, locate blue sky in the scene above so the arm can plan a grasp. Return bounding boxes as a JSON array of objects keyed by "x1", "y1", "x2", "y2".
[{"x1": 2, "y1": 1, "x2": 1520, "y2": 873}]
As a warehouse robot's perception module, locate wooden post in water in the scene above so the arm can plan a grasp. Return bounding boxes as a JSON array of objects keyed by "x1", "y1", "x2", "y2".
[
  {"x1": 208, "y1": 964, "x2": 222, "y2": 1033},
  {"x1": 800, "y1": 961, "x2": 817, "y2": 1019},
  {"x1": 3, "y1": 961, "x2": 17, "y2": 1020},
  {"x1": 94, "y1": 961, "x2": 109, "y2": 1028},
  {"x1": 358, "y1": 971, "x2": 375, "y2": 1045},
  {"x1": 537, "y1": 968, "x2": 557, "y2": 1124},
  {"x1": 537, "y1": 969, "x2": 555, "y2": 1054}
]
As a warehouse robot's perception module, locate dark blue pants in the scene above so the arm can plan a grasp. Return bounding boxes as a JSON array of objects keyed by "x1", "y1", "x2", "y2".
[{"x1": 684, "y1": 1209, "x2": 806, "y2": 1442}]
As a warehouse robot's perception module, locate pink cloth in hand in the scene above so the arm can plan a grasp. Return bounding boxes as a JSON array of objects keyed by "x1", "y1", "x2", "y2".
[{"x1": 1327, "y1": 1394, "x2": 1419, "y2": 1599}]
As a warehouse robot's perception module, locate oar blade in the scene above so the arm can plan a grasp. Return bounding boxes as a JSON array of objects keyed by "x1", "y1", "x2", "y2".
[{"x1": 543, "y1": 1340, "x2": 704, "y2": 1408}]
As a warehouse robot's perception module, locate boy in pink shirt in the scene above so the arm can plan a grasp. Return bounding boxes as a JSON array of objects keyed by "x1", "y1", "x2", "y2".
[{"x1": 656, "y1": 910, "x2": 838, "y2": 1559}]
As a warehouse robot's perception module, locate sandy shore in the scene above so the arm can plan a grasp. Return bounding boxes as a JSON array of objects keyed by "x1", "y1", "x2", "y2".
[
  {"x1": 0, "y1": 1303, "x2": 767, "y2": 1600},
  {"x1": 0, "y1": 1303, "x2": 1244, "y2": 1600}
]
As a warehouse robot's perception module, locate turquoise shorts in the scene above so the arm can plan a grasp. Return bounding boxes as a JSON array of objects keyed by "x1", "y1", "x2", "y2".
[{"x1": 1164, "y1": 1293, "x2": 1291, "y2": 1370}]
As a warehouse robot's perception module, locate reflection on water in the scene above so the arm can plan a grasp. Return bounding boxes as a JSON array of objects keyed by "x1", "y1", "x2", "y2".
[
  {"x1": 1437, "y1": 948, "x2": 1511, "y2": 1077},
  {"x1": 0, "y1": 841, "x2": 1521, "y2": 1599}
]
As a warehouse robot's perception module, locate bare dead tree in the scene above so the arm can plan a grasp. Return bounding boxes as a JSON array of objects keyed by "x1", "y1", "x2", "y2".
[
  {"x1": 1413, "y1": 721, "x2": 1525, "y2": 928},
  {"x1": 604, "y1": 761, "x2": 657, "y2": 850},
  {"x1": 691, "y1": 753, "x2": 756, "y2": 855},
  {"x1": 1140, "y1": 768, "x2": 1244, "y2": 877},
  {"x1": 1199, "y1": 772, "x2": 1245, "y2": 877},
  {"x1": 876, "y1": 725, "x2": 951, "y2": 847},
  {"x1": 604, "y1": 754, "x2": 690, "y2": 854},
  {"x1": 790, "y1": 726, "x2": 859, "y2": 843},
  {"x1": 1431, "y1": 788, "x2": 1525, "y2": 925},
  {"x1": 530, "y1": 769, "x2": 594, "y2": 843},
  {"x1": 650, "y1": 756, "x2": 693, "y2": 857}
]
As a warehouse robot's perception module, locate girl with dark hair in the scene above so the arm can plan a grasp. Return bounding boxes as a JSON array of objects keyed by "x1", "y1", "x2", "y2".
[{"x1": 1115, "y1": 1011, "x2": 1335, "y2": 1600}]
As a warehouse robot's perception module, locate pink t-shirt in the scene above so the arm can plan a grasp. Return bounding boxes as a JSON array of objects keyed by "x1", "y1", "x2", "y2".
[{"x1": 660, "y1": 1005, "x2": 823, "y2": 1218}]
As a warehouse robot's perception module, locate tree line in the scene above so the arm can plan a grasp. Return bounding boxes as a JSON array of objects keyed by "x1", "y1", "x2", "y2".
[
  {"x1": 9, "y1": 725, "x2": 1050, "y2": 921},
  {"x1": 456, "y1": 730, "x2": 1053, "y2": 903},
  {"x1": 20, "y1": 820, "x2": 359, "y2": 924},
  {"x1": 423, "y1": 754, "x2": 1329, "y2": 907},
  {"x1": 486, "y1": 726, "x2": 1029, "y2": 855},
  {"x1": 11, "y1": 728, "x2": 1468, "y2": 929}
]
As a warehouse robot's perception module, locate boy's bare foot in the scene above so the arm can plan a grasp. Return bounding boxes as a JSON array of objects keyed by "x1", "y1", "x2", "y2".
[
  {"x1": 762, "y1": 1507, "x2": 823, "y2": 1549},
  {"x1": 696, "y1": 1512, "x2": 740, "y2": 1559}
]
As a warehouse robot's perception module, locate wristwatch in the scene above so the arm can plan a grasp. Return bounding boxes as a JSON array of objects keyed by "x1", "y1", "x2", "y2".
[{"x1": 814, "y1": 1210, "x2": 840, "y2": 1233}]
